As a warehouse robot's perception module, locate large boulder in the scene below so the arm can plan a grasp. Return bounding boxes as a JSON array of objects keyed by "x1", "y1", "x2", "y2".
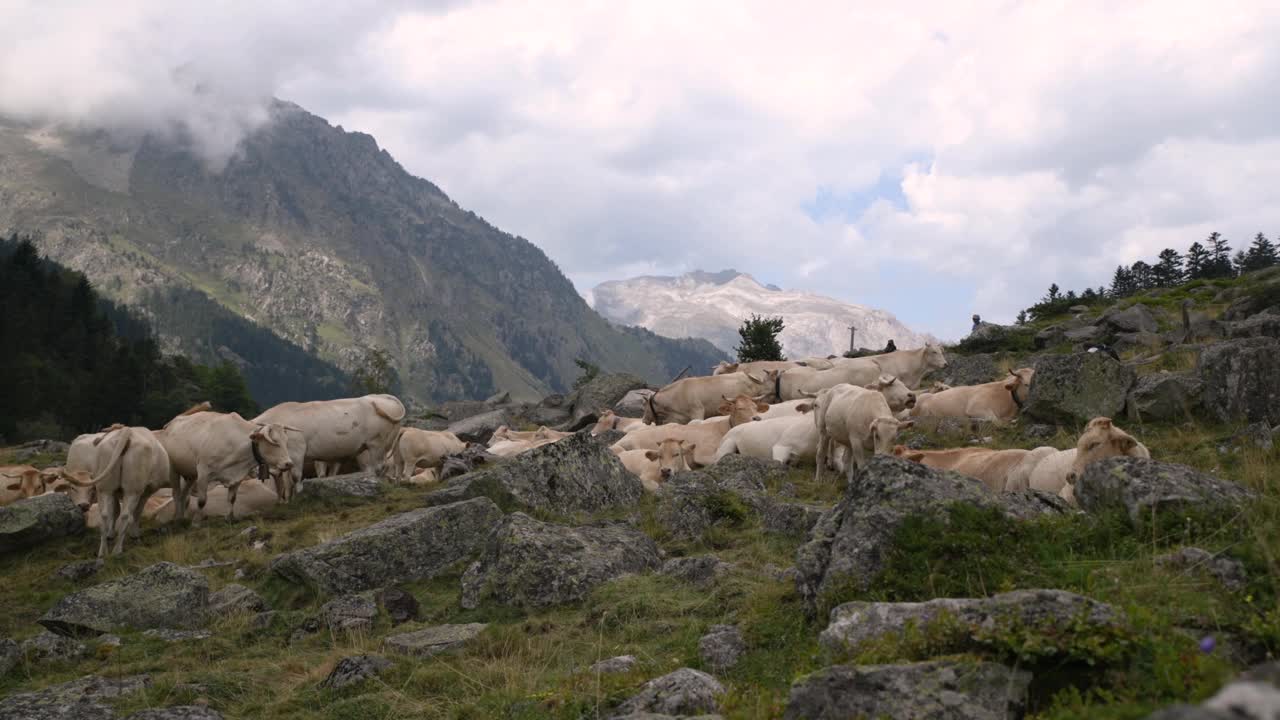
[
  {"x1": 460, "y1": 513, "x2": 661, "y2": 609},
  {"x1": 1147, "y1": 662, "x2": 1280, "y2": 719},
  {"x1": 820, "y1": 589, "x2": 1124, "y2": 657},
  {"x1": 925, "y1": 353, "x2": 1002, "y2": 387},
  {"x1": 320, "y1": 654, "x2": 393, "y2": 691},
  {"x1": 0, "y1": 637, "x2": 18, "y2": 677},
  {"x1": 794, "y1": 456, "x2": 1069, "y2": 613},
  {"x1": 40, "y1": 562, "x2": 209, "y2": 637},
  {"x1": 1101, "y1": 303, "x2": 1160, "y2": 334},
  {"x1": 1228, "y1": 313, "x2": 1280, "y2": 340},
  {"x1": 699, "y1": 625, "x2": 745, "y2": 673},
  {"x1": 1127, "y1": 371, "x2": 1203, "y2": 422},
  {"x1": 654, "y1": 454, "x2": 785, "y2": 541},
  {"x1": 302, "y1": 472, "x2": 384, "y2": 500},
  {"x1": 1198, "y1": 337, "x2": 1280, "y2": 425},
  {"x1": 270, "y1": 497, "x2": 502, "y2": 595},
  {"x1": 438, "y1": 445, "x2": 499, "y2": 482},
  {"x1": 1026, "y1": 351, "x2": 1135, "y2": 425},
  {"x1": 384, "y1": 623, "x2": 487, "y2": 658},
  {"x1": 1076, "y1": 457, "x2": 1257, "y2": 527},
  {"x1": 0, "y1": 493, "x2": 84, "y2": 555},
  {"x1": 424, "y1": 432, "x2": 644, "y2": 515},
  {"x1": 614, "y1": 389, "x2": 656, "y2": 418},
  {"x1": 783, "y1": 661, "x2": 1030, "y2": 720},
  {"x1": 0, "y1": 674, "x2": 152, "y2": 720},
  {"x1": 611, "y1": 668, "x2": 725, "y2": 718},
  {"x1": 565, "y1": 373, "x2": 649, "y2": 430},
  {"x1": 446, "y1": 409, "x2": 512, "y2": 445}
]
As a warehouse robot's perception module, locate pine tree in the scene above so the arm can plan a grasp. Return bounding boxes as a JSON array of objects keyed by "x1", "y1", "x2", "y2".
[
  {"x1": 1207, "y1": 232, "x2": 1233, "y2": 278},
  {"x1": 1232, "y1": 250, "x2": 1248, "y2": 276},
  {"x1": 1109, "y1": 265, "x2": 1135, "y2": 297},
  {"x1": 1243, "y1": 232, "x2": 1278, "y2": 272},
  {"x1": 1131, "y1": 261, "x2": 1154, "y2": 290},
  {"x1": 1016, "y1": 310, "x2": 1028, "y2": 325},
  {"x1": 1044, "y1": 284, "x2": 1061, "y2": 303},
  {"x1": 1153, "y1": 248, "x2": 1184, "y2": 287},
  {"x1": 1185, "y1": 241, "x2": 1211, "y2": 280},
  {"x1": 735, "y1": 314, "x2": 786, "y2": 362}
]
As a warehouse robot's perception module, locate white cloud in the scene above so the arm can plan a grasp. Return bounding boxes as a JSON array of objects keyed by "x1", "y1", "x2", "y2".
[{"x1": 4, "y1": 0, "x2": 1280, "y2": 339}]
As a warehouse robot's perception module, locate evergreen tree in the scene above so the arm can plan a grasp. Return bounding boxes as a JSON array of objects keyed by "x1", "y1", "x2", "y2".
[
  {"x1": 351, "y1": 347, "x2": 400, "y2": 395},
  {"x1": 1153, "y1": 248, "x2": 1184, "y2": 287},
  {"x1": 1232, "y1": 250, "x2": 1248, "y2": 276},
  {"x1": 1130, "y1": 261, "x2": 1154, "y2": 290},
  {"x1": 1243, "y1": 232, "x2": 1278, "y2": 272},
  {"x1": 735, "y1": 314, "x2": 786, "y2": 362},
  {"x1": 1185, "y1": 241, "x2": 1211, "y2": 280},
  {"x1": 1044, "y1": 283, "x2": 1061, "y2": 303},
  {"x1": 572, "y1": 357, "x2": 600, "y2": 389},
  {"x1": 1016, "y1": 310, "x2": 1028, "y2": 325},
  {"x1": 1109, "y1": 265, "x2": 1136, "y2": 297},
  {"x1": 1207, "y1": 232, "x2": 1234, "y2": 278}
]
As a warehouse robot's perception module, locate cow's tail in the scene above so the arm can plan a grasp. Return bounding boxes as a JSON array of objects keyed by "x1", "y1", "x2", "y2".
[
  {"x1": 92, "y1": 427, "x2": 133, "y2": 490},
  {"x1": 371, "y1": 395, "x2": 407, "y2": 424}
]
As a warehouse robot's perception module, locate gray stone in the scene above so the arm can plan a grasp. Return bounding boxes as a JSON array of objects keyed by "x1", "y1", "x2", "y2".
[
  {"x1": 1114, "y1": 331, "x2": 1167, "y2": 354},
  {"x1": 820, "y1": 589, "x2": 1123, "y2": 656},
  {"x1": 54, "y1": 559, "x2": 104, "y2": 583},
  {"x1": 565, "y1": 372, "x2": 649, "y2": 430},
  {"x1": 1035, "y1": 325, "x2": 1067, "y2": 349},
  {"x1": 461, "y1": 513, "x2": 661, "y2": 609},
  {"x1": 384, "y1": 623, "x2": 487, "y2": 658},
  {"x1": 1026, "y1": 351, "x2": 1136, "y2": 425},
  {"x1": 783, "y1": 661, "x2": 1031, "y2": 720},
  {"x1": 447, "y1": 409, "x2": 513, "y2": 444},
  {"x1": 21, "y1": 631, "x2": 88, "y2": 662},
  {"x1": 0, "y1": 493, "x2": 84, "y2": 555},
  {"x1": 590, "y1": 655, "x2": 638, "y2": 674},
  {"x1": 142, "y1": 629, "x2": 212, "y2": 642},
  {"x1": 438, "y1": 445, "x2": 499, "y2": 481},
  {"x1": 1101, "y1": 303, "x2": 1160, "y2": 334},
  {"x1": 762, "y1": 564, "x2": 798, "y2": 583},
  {"x1": 320, "y1": 594, "x2": 378, "y2": 632},
  {"x1": 1229, "y1": 313, "x2": 1280, "y2": 340},
  {"x1": 0, "y1": 674, "x2": 151, "y2": 720},
  {"x1": 123, "y1": 708, "x2": 225, "y2": 720},
  {"x1": 1023, "y1": 423, "x2": 1057, "y2": 440},
  {"x1": 1064, "y1": 325, "x2": 1102, "y2": 343},
  {"x1": 661, "y1": 556, "x2": 734, "y2": 590},
  {"x1": 1146, "y1": 667, "x2": 1280, "y2": 719},
  {"x1": 1077, "y1": 457, "x2": 1258, "y2": 526},
  {"x1": 270, "y1": 497, "x2": 502, "y2": 595},
  {"x1": 612, "y1": 668, "x2": 725, "y2": 718},
  {"x1": 208, "y1": 584, "x2": 268, "y2": 615},
  {"x1": 1156, "y1": 547, "x2": 1248, "y2": 592},
  {"x1": 0, "y1": 638, "x2": 18, "y2": 677},
  {"x1": 926, "y1": 353, "x2": 1002, "y2": 387},
  {"x1": 654, "y1": 456, "x2": 781, "y2": 541},
  {"x1": 1127, "y1": 371, "x2": 1203, "y2": 422},
  {"x1": 424, "y1": 432, "x2": 644, "y2": 515},
  {"x1": 762, "y1": 500, "x2": 827, "y2": 537},
  {"x1": 252, "y1": 611, "x2": 277, "y2": 630},
  {"x1": 10, "y1": 439, "x2": 70, "y2": 462},
  {"x1": 96, "y1": 635, "x2": 122, "y2": 649},
  {"x1": 794, "y1": 456, "x2": 1070, "y2": 612},
  {"x1": 377, "y1": 586, "x2": 420, "y2": 625},
  {"x1": 302, "y1": 472, "x2": 384, "y2": 499},
  {"x1": 40, "y1": 562, "x2": 209, "y2": 637},
  {"x1": 485, "y1": 391, "x2": 512, "y2": 406},
  {"x1": 699, "y1": 625, "x2": 745, "y2": 672},
  {"x1": 320, "y1": 654, "x2": 393, "y2": 690},
  {"x1": 615, "y1": 389, "x2": 656, "y2": 418},
  {"x1": 1199, "y1": 337, "x2": 1280, "y2": 425}
]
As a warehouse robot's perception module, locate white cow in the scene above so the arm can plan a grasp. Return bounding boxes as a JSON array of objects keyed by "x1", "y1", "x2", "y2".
[
  {"x1": 384, "y1": 428, "x2": 466, "y2": 482},
  {"x1": 814, "y1": 384, "x2": 913, "y2": 484},
  {"x1": 91, "y1": 426, "x2": 174, "y2": 557}
]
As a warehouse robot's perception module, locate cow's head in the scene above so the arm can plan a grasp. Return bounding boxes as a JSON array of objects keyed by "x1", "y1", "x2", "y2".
[
  {"x1": 250, "y1": 424, "x2": 295, "y2": 475},
  {"x1": 645, "y1": 438, "x2": 696, "y2": 480},
  {"x1": 589, "y1": 411, "x2": 619, "y2": 436},
  {"x1": 718, "y1": 394, "x2": 769, "y2": 427},
  {"x1": 924, "y1": 343, "x2": 948, "y2": 370},
  {"x1": 2, "y1": 467, "x2": 46, "y2": 499},
  {"x1": 864, "y1": 417, "x2": 914, "y2": 455},
  {"x1": 712, "y1": 361, "x2": 739, "y2": 375},
  {"x1": 865, "y1": 374, "x2": 915, "y2": 412},
  {"x1": 1003, "y1": 367, "x2": 1036, "y2": 408},
  {"x1": 47, "y1": 469, "x2": 96, "y2": 512},
  {"x1": 1065, "y1": 417, "x2": 1149, "y2": 486},
  {"x1": 892, "y1": 444, "x2": 926, "y2": 463}
]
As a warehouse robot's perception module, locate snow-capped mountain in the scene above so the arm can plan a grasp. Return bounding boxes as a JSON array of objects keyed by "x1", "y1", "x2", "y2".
[{"x1": 589, "y1": 270, "x2": 934, "y2": 359}]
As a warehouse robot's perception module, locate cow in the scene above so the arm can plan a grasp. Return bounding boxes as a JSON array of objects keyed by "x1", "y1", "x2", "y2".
[
  {"x1": 643, "y1": 371, "x2": 777, "y2": 424},
  {"x1": 868, "y1": 344, "x2": 949, "y2": 389},
  {"x1": 384, "y1": 428, "x2": 466, "y2": 482},
  {"x1": 614, "y1": 395, "x2": 767, "y2": 467},
  {"x1": 91, "y1": 426, "x2": 174, "y2": 557},
  {"x1": 612, "y1": 438, "x2": 695, "y2": 491},
  {"x1": 711, "y1": 360, "x2": 802, "y2": 376},
  {"x1": 589, "y1": 410, "x2": 647, "y2": 436},
  {"x1": 1003, "y1": 418, "x2": 1150, "y2": 502},
  {"x1": 909, "y1": 368, "x2": 1035, "y2": 424},
  {"x1": 814, "y1": 384, "x2": 913, "y2": 484},
  {"x1": 1, "y1": 465, "x2": 53, "y2": 505},
  {"x1": 488, "y1": 426, "x2": 542, "y2": 446},
  {"x1": 41, "y1": 468, "x2": 97, "y2": 511},
  {"x1": 892, "y1": 445, "x2": 1042, "y2": 493},
  {"x1": 488, "y1": 438, "x2": 555, "y2": 457},
  {"x1": 755, "y1": 399, "x2": 816, "y2": 421},
  {"x1": 65, "y1": 424, "x2": 128, "y2": 478},
  {"x1": 253, "y1": 394, "x2": 405, "y2": 500},
  {"x1": 407, "y1": 467, "x2": 440, "y2": 485}
]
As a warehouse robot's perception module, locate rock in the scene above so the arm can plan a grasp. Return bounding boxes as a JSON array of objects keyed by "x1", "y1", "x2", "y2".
[
  {"x1": 97, "y1": 635, "x2": 122, "y2": 649},
  {"x1": 290, "y1": 617, "x2": 322, "y2": 643},
  {"x1": 1199, "y1": 338, "x2": 1280, "y2": 425},
  {"x1": 123, "y1": 708, "x2": 225, "y2": 720},
  {"x1": 612, "y1": 668, "x2": 725, "y2": 718},
  {"x1": 927, "y1": 353, "x2": 1002, "y2": 387},
  {"x1": 1147, "y1": 662, "x2": 1280, "y2": 719},
  {"x1": 967, "y1": 322, "x2": 1013, "y2": 341},
  {"x1": 1114, "y1": 331, "x2": 1166, "y2": 354},
  {"x1": 522, "y1": 405, "x2": 572, "y2": 427},
  {"x1": 270, "y1": 497, "x2": 502, "y2": 595},
  {"x1": 208, "y1": 584, "x2": 268, "y2": 616},
  {"x1": 591, "y1": 429, "x2": 627, "y2": 447},
  {"x1": 424, "y1": 432, "x2": 644, "y2": 515},
  {"x1": 1127, "y1": 371, "x2": 1203, "y2": 422},
  {"x1": 615, "y1": 389, "x2": 656, "y2": 418},
  {"x1": 319, "y1": 594, "x2": 378, "y2": 632},
  {"x1": 0, "y1": 674, "x2": 152, "y2": 720},
  {"x1": 820, "y1": 589, "x2": 1123, "y2": 657},
  {"x1": 40, "y1": 562, "x2": 209, "y2": 637},
  {"x1": 0, "y1": 638, "x2": 18, "y2": 677},
  {"x1": 461, "y1": 513, "x2": 661, "y2": 609},
  {"x1": 142, "y1": 629, "x2": 212, "y2": 642},
  {"x1": 55, "y1": 559, "x2": 104, "y2": 583},
  {"x1": 1077, "y1": 457, "x2": 1258, "y2": 526},
  {"x1": 438, "y1": 445, "x2": 499, "y2": 481},
  {"x1": 302, "y1": 472, "x2": 384, "y2": 500},
  {"x1": 1023, "y1": 423, "x2": 1057, "y2": 440},
  {"x1": 0, "y1": 493, "x2": 84, "y2": 555},
  {"x1": 320, "y1": 654, "x2": 393, "y2": 691},
  {"x1": 1229, "y1": 313, "x2": 1280, "y2": 340},
  {"x1": 565, "y1": 372, "x2": 649, "y2": 430},
  {"x1": 21, "y1": 631, "x2": 88, "y2": 663},
  {"x1": 1156, "y1": 547, "x2": 1248, "y2": 592},
  {"x1": 1063, "y1": 325, "x2": 1102, "y2": 343},
  {"x1": 485, "y1": 391, "x2": 512, "y2": 406},
  {"x1": 762, "y1": 500, "x2": 827, "y2": 537},
  {"x1": 252, "y1": 612, "x2": 276, "y2": 630},
  {"x1": 763, "y1": 564, "x2": 798, "y2": 583},
  {"x1": 377, "y1": 586, "x2": 420, "y2": 625},
  {"x1": 794, "y1": 456, "x2": 1069, "y2": 612},
  {"x1": 1101, "y1": 303, "x2": 1160, "y2": 334},
  {"x1": 540, "y1": 393, "x2": 566, "y2": 408},
  {"x1": 699, "y1": 454, "x2": 786, "y2": 493},
  {"x1": 384, "y1": 623, "x2": 487, "y2": 658},
  {"x1": 699, "y1": 625, "x2": 745, "y2": 672},
  {"x1": 654, "y1": 456, "x2": 781, "y2": 541},
  {"x1": 1026, "y1": 351, "x2": 1136, "y2": 425},
  {"x1": 447, "y1": 409, "x2": 513, "y2": 444},
  {"x1": 1035, "y1": 325, "x2": 1067, "y2": 349},
  {"x1": 590, "y1": 655, "x2": 638, "y2": 674},
  {"x1": 1231, "y1": 422, "x2": 1274, "y2": 451},
  {"x1": 783, "y1": 661, "x2": 1031, "y2": 720},
  {"x1": 661, "y1": 556, "x2": 734, "y2": 589}
]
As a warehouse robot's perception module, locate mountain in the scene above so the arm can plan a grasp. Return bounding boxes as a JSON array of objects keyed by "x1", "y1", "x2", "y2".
[
  {"x1": 590, "y1": 270, "x2": 933, "y2": 359},
  {"x1": 0, "y1": 101, "x2": 725, "y2": 402}
]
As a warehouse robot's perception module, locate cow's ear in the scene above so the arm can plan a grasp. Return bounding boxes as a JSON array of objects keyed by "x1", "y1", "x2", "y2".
[
  {"x1": 5, "y1": 482, "x2": 21, "y2": 492},
  {"x1": 755, "y1": 402, "x2": 769, "y2": 412},
  {"x1": 644, "y1": 450, "x2": 659, "y2": 461}
]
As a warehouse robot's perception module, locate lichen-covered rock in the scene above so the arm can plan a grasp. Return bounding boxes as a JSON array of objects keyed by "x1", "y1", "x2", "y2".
[
  {"x1": 762, "y1": 500, "x2": 827, "y2": 537},
  {"x1": 1127, "y1": 371, "x2": 1203, "y2": 422},
  {"x1": 615, "y1": 389, "x2": 656, "y2": 418},
  {"x1": 0, "y1": 493, "x2": 84, "y2": 556},
  {"x1": 438, "y1": 445, "x2": 499, "y2": 481},
  {"x1": 611, "y1": 668, "x2": 725, "y2": 718},
  {"x1": 424, "y1": 432, "x2": 644, "y2": 514},
  {"x1": 1076, "y1": 457, "x2": 1257, "y2": 526},
  {"x1": 461, "y1": 513, "x2": 661, "y2": 609},
  {"x1": 566, "y1": 372, "x2": 649, "y2": 430},
  {"x1": 320, "y1": 654, "x2": 393, "y2": 690},
  {"x1": 820, "y1": 590, "x2": 1124, "y2": 657},
  {"x1": 1146, "y1": 661, "x2": 1280, "y2": 719},
  {"x1": 208, "y1": 584, "x2": 268, "y2": 616},
  {"x1": 54, "y1": 559, "x2": 104, "y2": 584},
  {"x1": 925, "y1": 353, "x2": 1003, "y2": 387},
  {"x1": 1198, "y1": 337, "x2": 1280, "y2": 425},
  {"x1": 21, "y1": 631, "x2": 88, "y2": 663},
  {"x1": 39, "y1": 562, "x2": 209, "y2": 637},
  {"x1": 661, "y1": 556, "x2": 733, "y2": 589},
  {"x1": 302, "y1": 472, "x2": 384, "y2": 499},
  {"x1": 270, "y1": 497, "x2": 502, "y2": 595},
  {"x1": 142, "y1": 629, "x2": 212, "y2": 643},
  {"x1": 0, "y1": 638, "x2": 18, "y2": 677},
  {"x1": 1228, "y1": 313, "x2": 1280, "y2": 340},
  {"x1": 319, "y1": 594, "x2": 378, "y2": 632},
  {"x1": 384, "y1": 623, "x2": 487, "y2": 658},
  {"x1": 377, "y1": 586, "x2": 420, "y2": 625},
  {"x1": 1026, "y1": 352, "x2": 1135, "y2": 425},
  {"x1": 590, "y1": 655, "x2": 638, "y2": 674},
  {"x1": 783, "y1": 661, "x2": 1030, "y2": 720},
  {"x1": 699, "y1": 625, "x2": 745, "y2": 672},
  {"x1": 447, "y1": 409, "x2": 513, "y2": 444},
  {"x1": 0, "y1": 674, "x2": 151, "y2": 720},
  {"x1": 794, "y1": 456, "x2": 1070, "y2": 612},
  {"x1": 1155, "y1": 547, "x2": 1248, "y2": 592},
  {"x1": 123, "y1": 708, "x2": 225, "y2": 720},
  {"x1": 1101, "y1": 303, "x2": 1160, "y2": 334},
  {"x1": 655, "y1": 456, "x2": 780, "y2": 541}
]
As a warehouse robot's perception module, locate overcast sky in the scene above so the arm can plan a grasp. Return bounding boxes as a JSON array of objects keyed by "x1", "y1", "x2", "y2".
[{"x1": 4, "y1": 1, "x2": 1280, "y2": 339}]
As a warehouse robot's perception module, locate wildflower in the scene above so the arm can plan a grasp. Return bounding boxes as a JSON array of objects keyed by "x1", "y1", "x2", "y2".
[{"x1": 1199, "y1": 636, "x2": 1216, "y2": 654}]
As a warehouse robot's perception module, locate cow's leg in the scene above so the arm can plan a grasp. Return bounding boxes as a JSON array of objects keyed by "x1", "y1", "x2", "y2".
[
  {"x1": 814, "y1": 435, "x2": 827, "y2": 484},
  {"x1": 97, "y1": 493, "x2": 117, "y2": 559},
  {"x1": 113, "y1": 493, "x2": 139, "y2": 555},
  {"x1": 772, "y1": 445, "x2": 792, "y2": 465},
  {"x1": 226, "y1": 481, "x2": 241, "y2": 522},
  {"x1": 171, "y1": 472, "x2": 188, "y2": 523},
  {"x1": 127, "y1": 493, "x2": 148, "y2": 538},
  {"x1": 193, "y1": 467, "x2": 212, "y2": 525}
]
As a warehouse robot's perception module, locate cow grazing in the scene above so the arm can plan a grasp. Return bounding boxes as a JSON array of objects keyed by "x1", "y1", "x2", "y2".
[
  {"x1": 615, "y1": 394, "x2": 767, "y2": 467},
  {"x1": 91, "y1": 426, "x2": 174, "y2": 557},
  {"x1": 42, "y1": 468, "x2": 97, "y2": 511},
  {"x1": 384, "y1": 428, "x2": 466, "y2": 482},
  {"x1": 643, "y1": 371, "x2": 777, "y2": 424},
  {"x1": 590, "y1": 410, "x2": 647, "y2": 436},
  {"x1": 909, "y1": 368, "x2": 1035, "y2": 424},
  {"x1": 814, "y1": 384, "x2": 913, "y2": 483}
]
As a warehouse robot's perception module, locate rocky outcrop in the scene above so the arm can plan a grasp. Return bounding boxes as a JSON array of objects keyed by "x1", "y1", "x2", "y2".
[
  {"x1": 611, "y1": 668, "x2": 725, "y2": 718},
  {"x1": 424, "y1": 432, "x2": 644, "y2": 515},
  {"x1": 1026, "y1": 351, "x2": 1135, "y2": 424},
  {"x1": 319, "y1": 594, "x2": 379, "y2": 633},
  {"x1": 460, "y1": 513, "x2": 661, "y2": 609},
  {"x1": 590, "y1": 655, "x2": 638, "y2": 674},
  {"x1": 1228, "y1": 312, "x2": 1280, "y2": 340},
  {"x1": 0, "y1": 493, "x2": 84, "y2": 555},
  {"x1": 302, "y1": 472, "x2": 384, "y2": 500},
  {"x1": 615, "y1": 389, "x2": 655, "y2": 418},
  {"x1": 0, "y1": 638, "x2": 18, "y2": 677},
  {"x1": 40, "y1": 562, "x2": 209, "y2": 637},
  {"x1": 1146, "y1": 662, "x2": 1280, "y2": 719},
  {"x1": 794, "y1": 456, "x2": 1069, "y2": 612},
  {"x1": 654, "y1": 455, "x2": 785, "y2": 541},
  {"x1": 1198, "y1": 337, "x2": 1280, "y2": 425},
  {"x1": 1076, "y1": 457, "x2": 1257, "y2": 526},
  {"x1": 377, "y1": 586, "x2": 420, "y2": 625},
  {"x1": 0, "y1": 674, "x2": 152, "y2": 720},
  {"x1": 1127, "y1": 371, "x2": 1202, "y2": 422},
  {"x1": 762, "y1": 500, "x2": 827, "y2": 537},
  {"x1": 384, "y1": 623, "x2": 487, "y2": 658},
  {"x1": 1155, "y1": 547, "x2": 1247, "y2": 592},
  {"x1": 207, "y1": 584, "x2": 268, "y2": 616},
  {"x1": 660, "y1": 556, "x2": 733, "y2": 590},
  {"x1": 1101, "y1": 303, "x2": 1160, "y2": 334},
  {"x1": 438, "y1": 445, "x2": 499, "y2": 482},
  {"x1": 270, "y1": 497, "x2": 502, "y2": 595},
  {"x1": 566, "y1": 373, "x2": 650, "y2": 430},
  {"x1": 783, "y1": 661, "x2": 1030, "y2": 720},
  {"x1": 447, "y1": 409, "x2": 513, "y2": 445},
  {"x1": 699, "y1": 625, "x2": 745, "y2": 672},
  {"x1": 21, "y1": 631, "x2": 88, "y2": 663},
  {"x1": 926, "y1": 353, "x2": 1002, "y2": 387},
  {"x1": 320, "y1": 654, "x2": 393, "y2": 691}
]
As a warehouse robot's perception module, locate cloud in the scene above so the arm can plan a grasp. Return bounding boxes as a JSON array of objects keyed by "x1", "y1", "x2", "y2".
[{"x1": 5, "y1": 1, "x2": 1280, "y2": 339}]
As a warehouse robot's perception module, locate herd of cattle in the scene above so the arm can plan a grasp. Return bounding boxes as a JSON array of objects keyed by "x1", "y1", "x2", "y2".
[{"x1": 1, "y1": 344, "x2": 1149, "y2": 559}]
